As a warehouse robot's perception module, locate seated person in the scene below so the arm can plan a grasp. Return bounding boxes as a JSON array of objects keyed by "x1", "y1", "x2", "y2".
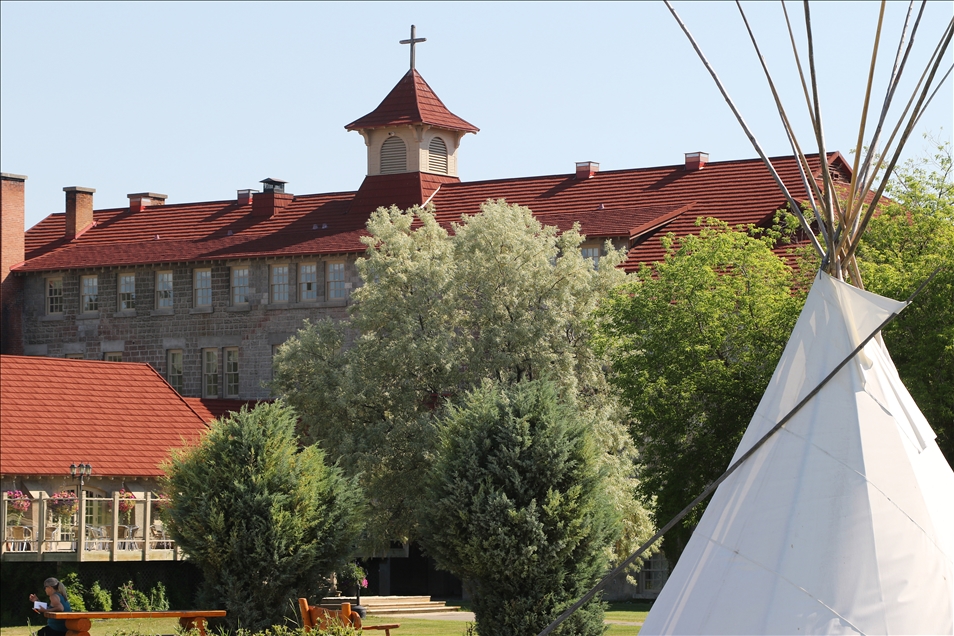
[{"x1": 29, "y1": 577, "x2": 72, "y2": 636}]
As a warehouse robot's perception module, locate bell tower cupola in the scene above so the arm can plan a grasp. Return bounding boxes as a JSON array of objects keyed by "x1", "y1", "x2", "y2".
[{"x1": 345, "y1": 25, "x2": 479, "y2": 179}]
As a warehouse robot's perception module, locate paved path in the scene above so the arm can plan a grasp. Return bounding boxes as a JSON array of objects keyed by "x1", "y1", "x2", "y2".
[
  {"x1": 376, "y1": 611, "x2": 475, "y2": 621},
  {"x1": 374, "y1": 612, "x2": 643, "y2": 627}
]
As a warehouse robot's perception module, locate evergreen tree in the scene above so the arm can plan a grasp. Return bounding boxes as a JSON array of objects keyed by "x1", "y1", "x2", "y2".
[
  {"x1": 424, "y1": 380, "x2": 619, "y2": 636},
  {"x1": 162, "y1": 401, "x2": 363, "y2": 631}
]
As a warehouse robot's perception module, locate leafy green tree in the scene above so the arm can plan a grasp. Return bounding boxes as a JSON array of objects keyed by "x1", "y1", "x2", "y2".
[
  {"x1": 858, "y1": 140, "x2": 954, "y2": 465},
  {"x1": 424, "y1": 379, "x2": 619, "y2": 636},
  {"x1": 272, "y1": 200, "x2": 655, "y2": 562},
  {"x1": 162, "y1": 401, "x2": 363, "y2": 631},
  {"x1": 596, "y1": 219, "x2": 805, "y2": 561}
]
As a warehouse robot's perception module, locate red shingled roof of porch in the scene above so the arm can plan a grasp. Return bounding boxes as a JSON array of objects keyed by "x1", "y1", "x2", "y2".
[{"x1": 0, "y1": 356, "x2": 208, "y2": 477}]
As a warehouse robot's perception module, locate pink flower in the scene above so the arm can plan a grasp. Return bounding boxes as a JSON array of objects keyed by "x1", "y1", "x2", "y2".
[
  {"x1": 6, "y1": 490, "x2": 31, "y2": 513},
  {"x1": 361, "y1": 578, "x2": 368, "y2": 588}
]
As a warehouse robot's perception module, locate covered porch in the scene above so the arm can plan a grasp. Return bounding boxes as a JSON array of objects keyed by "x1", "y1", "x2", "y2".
[{"x1": 2, "y1": 490, "x2": 180, "y2": 562}]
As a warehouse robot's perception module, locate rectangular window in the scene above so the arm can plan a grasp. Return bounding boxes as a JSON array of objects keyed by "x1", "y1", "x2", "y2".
[
  {"x1": 104, "y1": 351, "x2": 122, "y2": 362},
  {"x1": 81, "y1": 275, "x2": 99, "y2": 312},
  {"x1": 47, "y1": 278, "x2": 64, "y2": 314},
  {"x1": 299, "y1": 264, "x2": 318, "y2": 301},
  {"x1": 194, "y1": 269, "x2": 212, "y2": 307},
  {"x1": 581, "y1": 246, "x2": 601, "y2": 269},
  {"x1": 327, "y1": 262, "x2": 345, "y2": 299},
  {"x1": 118, "y1": 273, "x2": 136, "y2": 310},
  {"x1": 231, "y1": 267, "x2": 249, "y2": 305},
  {"x1": 270, "y1": 265, "x2": 289, "y2": 303},
  {"x1": 203, "y1": 349, "x2": 219, "y2": 398},
  {"x1": 225, "y1": 348, "x2": 239, "y2": 397},
  {"x1": 167, "y1": 350, "x2": 183, "y2": 393},
  {"x1": 156, "y1": 271, "x2": 173, "y2": 308},
  {"x1": 643, "y1": 553, "x2": 669, "y2": 591}
]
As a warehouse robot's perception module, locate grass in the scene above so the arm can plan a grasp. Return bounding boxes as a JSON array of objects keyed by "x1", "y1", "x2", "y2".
[
  {"x1": 0, "y1": 618, "x2": 180, "y2": 636},
  {"x1": 0, "y1": 601, "x2": 648, "y2": 636}
]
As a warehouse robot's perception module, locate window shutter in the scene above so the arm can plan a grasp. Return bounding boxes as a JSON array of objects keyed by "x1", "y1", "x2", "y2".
[
  {"x1": 380, "y1": 137, "x2": 407, "y2": 174},
  {"x1": 428, "y1": 137, "x2": 448, "y2": 174}
]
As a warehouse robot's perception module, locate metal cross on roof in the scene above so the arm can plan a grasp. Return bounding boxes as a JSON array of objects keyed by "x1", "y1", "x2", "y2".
[{"x1": 400, "y1": 24, "x2": 426, "y2": 70}]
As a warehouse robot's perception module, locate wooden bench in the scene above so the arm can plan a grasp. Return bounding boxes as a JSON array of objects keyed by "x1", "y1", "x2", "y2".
[
  {"x1": 298, "y1": 598, "x2": 399, "y2": 635},
  {"x1": 43, "y1": 610, "x2": 227, "y2": 636}
]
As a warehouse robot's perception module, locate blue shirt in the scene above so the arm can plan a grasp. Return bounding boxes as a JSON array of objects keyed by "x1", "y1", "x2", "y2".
[{"x1": 47, "y1": 592, "x2": 71, "y2": 632}]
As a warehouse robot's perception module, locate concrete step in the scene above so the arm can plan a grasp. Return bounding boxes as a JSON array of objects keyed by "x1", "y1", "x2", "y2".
[{"x1": 319, "y1": 596, "x2": 462, "y2": 615}]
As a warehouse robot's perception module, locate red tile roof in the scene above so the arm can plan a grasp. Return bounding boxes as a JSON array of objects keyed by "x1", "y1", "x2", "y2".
[
  {"x1": 345, "y1": 70, "x2": 479, "y2": 133},
  {"x1": 0, "y1": 355, "x2": 208, "y2": 477},
  {"x1": 18, "y1": 153, "x2": 850, "y2": 274},
  {"x1": 182, "y1": 398, "x2": 267, "y2": 423},
  {"x1": 349, "y1": 172, "x2": 460, "y2": 216}
]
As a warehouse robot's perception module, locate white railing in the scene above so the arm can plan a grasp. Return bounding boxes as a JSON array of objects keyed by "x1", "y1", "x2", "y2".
[{"x1": 1, "y1": 491, "x2": 179, "y2": 561}]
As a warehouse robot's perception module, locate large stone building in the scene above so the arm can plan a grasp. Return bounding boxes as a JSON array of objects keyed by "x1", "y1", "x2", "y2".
[{"x1": 0, "y1": 66, "x2": 845, "y2": 403}]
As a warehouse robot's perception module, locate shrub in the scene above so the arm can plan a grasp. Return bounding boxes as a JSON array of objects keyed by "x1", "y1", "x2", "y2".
[
  {"x1": 424, "y1": 380, "x2": 620, "y2": 636},
  {"x1": 59, "y1": 571, "x2": 86, "y2": 612},
  {"x1": 162, "y1": 401, "x2": 364, "y2": 631},
  {"x1": 118, "y1": 581, "x2": 150, "y2": 611},
  {"x1": 86, "y1": 581, "x2": 112, "y2": 611},
  {"x1": 148, "y1": 582, "x2": 169, "y2": 611}
]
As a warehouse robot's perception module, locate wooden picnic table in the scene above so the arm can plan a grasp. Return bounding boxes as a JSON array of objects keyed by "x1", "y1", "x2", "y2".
[{"x1": 43, "y1": 610, "x2": 227, "y2": 636}]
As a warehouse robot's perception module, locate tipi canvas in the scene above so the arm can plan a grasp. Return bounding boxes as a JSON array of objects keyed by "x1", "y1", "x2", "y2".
[{"x1": 641, "y1": 272, "x2": 954, "y2": 635}]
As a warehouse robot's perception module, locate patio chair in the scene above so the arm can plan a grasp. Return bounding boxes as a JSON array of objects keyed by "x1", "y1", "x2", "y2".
[
  {"x1": 5, "y1": 525, "x2": 33, "y2": 551},
  {"x1": 150, "y1": 523, "x2": 173, "y2": 549}
]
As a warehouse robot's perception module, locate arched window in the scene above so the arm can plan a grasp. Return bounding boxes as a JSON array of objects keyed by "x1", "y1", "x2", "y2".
[
  {"x1": 380, "y1": 137, "x2": 407, "y2": 174},
  {"x1": 428, "y1": 137, "x2": 449, "y2": 174}
]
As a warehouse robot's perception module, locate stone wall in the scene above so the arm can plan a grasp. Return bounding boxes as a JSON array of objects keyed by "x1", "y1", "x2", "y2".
[{"x1": 20, "y1": 256, "x2": 362, "y2": 400}]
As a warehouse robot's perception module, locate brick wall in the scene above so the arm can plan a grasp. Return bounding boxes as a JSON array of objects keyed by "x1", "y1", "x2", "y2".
[
  {"x1": 21, "y1": 256, "x2": 362, "y2": 400},
  {"x1": 1, "y1": 174, "x2": 26, "y2": 355}
]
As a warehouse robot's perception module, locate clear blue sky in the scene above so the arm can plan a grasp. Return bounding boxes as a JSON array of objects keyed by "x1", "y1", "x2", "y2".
[{"x1": 2, "y1": 1, "x2": 951, "y2": 230}]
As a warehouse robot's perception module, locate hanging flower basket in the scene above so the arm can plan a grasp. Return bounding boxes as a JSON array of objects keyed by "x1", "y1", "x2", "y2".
[
  {"x1": 5, "y1": 490, "x2": 31, "y2": 525},
  {"x1": 48, "y1": 491, "x2": 78, "y2": 522},
  {"x1": 107, "y1": 490, "x2": 137, "y2": 523}
]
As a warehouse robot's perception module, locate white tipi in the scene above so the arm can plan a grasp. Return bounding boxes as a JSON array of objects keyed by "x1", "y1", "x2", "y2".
[{"x1": 641, "y1": 272, "x2": 954, "y2": 635}]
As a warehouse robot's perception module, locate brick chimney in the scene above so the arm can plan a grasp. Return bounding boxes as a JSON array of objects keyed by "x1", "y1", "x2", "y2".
[
  {"x1": 685, "y1": 152, "x2": 709, "y2": 171},
  {"x1": 1, "y1": 173, "x2": 27, "y2": 354},
  {"x1": 64, "y1": 186, "x2": 96, "y2": 239},
  {"x1": 128, "y1": 192, "x2": 168, "y2": 213},
  {"x1": 252, "y1": 178, "x2": 293, "y2": 217},
  {"x1": 575, "y1": 161, "x2": 599, "y2": 180}
]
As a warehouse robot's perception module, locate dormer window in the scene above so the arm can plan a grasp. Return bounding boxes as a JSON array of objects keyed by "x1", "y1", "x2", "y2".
[
  {"x1": 428, "y1": 137, "x2": 448, "y2": 174},
  {"x1": 380, "y1": 136, "x2": 407, "y2": 174}
]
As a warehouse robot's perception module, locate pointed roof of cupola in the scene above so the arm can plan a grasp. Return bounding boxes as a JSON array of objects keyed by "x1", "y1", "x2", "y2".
[{"x1": 345, "y1": 69, "x2": 479, "y2": 133}]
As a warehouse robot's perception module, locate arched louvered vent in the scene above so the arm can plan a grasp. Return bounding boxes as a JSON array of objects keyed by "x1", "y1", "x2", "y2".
[
  {"x1": 380, "y1": 137, "x2": 407, "y2": 174},
  {"x1": 428, "y1": 137, "x2": 449, "y2": 174}
]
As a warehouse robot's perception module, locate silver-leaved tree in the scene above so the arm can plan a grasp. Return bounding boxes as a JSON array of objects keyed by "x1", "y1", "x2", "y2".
[{"x1": 271, "y1": 200, "x2": 655, "y2": 564}]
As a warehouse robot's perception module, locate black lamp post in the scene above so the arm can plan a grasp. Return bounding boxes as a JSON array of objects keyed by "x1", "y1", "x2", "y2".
[{"x1": 69, "y1": 462, "x2": 92, "y2": 490}]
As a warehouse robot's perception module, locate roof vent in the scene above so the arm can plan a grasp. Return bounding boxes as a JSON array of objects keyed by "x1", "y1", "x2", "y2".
[
  {"x1": 261, "y1": 178, "x2": 286, "y2": 193},
  {"x1": 685, "y1": 152, "x2": 709, "y2": 172},
  {"x1": 237, "y1": 189, "x2": 258, "y2": 205},
  {"x1": 128, "y1": 192, "x2": 168, "y2": 213},
  {"x1": 576, "y1": 161, "x2": 599, "y2": 180}
]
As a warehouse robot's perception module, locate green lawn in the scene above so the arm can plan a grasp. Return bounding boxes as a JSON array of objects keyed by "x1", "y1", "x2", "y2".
[
  {"x1": 0, "y1": 618, "x2": 180, "y2": 636},
  {"x1": 0, "y1": 601, "x2": 648, "y2": 636}
]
